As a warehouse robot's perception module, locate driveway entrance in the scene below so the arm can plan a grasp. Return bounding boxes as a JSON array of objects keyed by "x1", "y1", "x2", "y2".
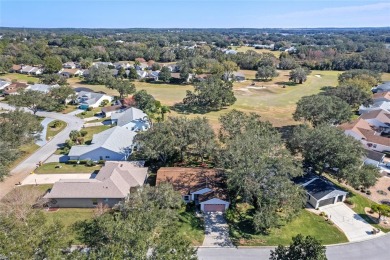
[
  {"x1": 320, "y1": 203, "x2": 384, "y2": 242},
  {"x1": 202, "y1": 212, "x2": 233, "y2": 247}
]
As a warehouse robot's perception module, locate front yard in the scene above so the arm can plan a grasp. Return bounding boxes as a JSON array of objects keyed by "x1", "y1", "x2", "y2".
[
  {"x1": 228, "y1": 206, "x2": 348, "y2": 246},
  {"x1": 46, "y1": 120, "x2": 66, "y2": 140},
  {"x1": 35, "y1": 162, "x2": 102, "y2": 174},
  {"x1": 177, "y1": 206, "x2": 205, "y2": 246}
]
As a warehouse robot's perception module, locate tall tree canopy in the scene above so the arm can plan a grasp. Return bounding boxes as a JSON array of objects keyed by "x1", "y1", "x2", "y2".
[
  {"x1": 270, "y1": 234, "x2": 327, "y2": 260},
  {"x1": 158, "y1": 66, "x2": 172, "y2": 82},
  {"x1": 43, "y1": 56, "x2": 62, "y2": 74},
  {"x1": 85, "y1": 65, "x2": 114, "y2": 85},
  {"x1": 256, "y1": 65, "x2": 279, "y2": 81},
  {"x1": 8, "y1": 89, "x2": 54, "y2": 114},
  {"x1": 293, "y1": 94, "x2": 352, "y2": 127},
  {"x1": 288, "y1": 124, "x2": 378, "y2": 187},
  {"x1": 289, "y1": 67, "x2": 310, "y2": 84},
  {"x1": 219, "y1": 110, "x2": 305, "y2": 233},
  {"x1": 321, "y1": 85, "x2": 372, "y2": 109},
  {"x1": 73, "y1": 184, "x2": 197, "y2": 259},
  {"x1": 107, "y1": 79, "x2": 136, "y2": 99},
  {"x1": 183, "y1": 76, "x2": 236, "y2": 111}
]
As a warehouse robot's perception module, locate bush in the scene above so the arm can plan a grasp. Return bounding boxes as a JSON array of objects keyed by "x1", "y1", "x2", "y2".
[
  {"x1": 98, "y1": 160, "x2": 105, "y2": 164},
  {"x1": 87, "y1": 107, "x2": 93, "y2": 111},
  {"x1": 62, "y1": 147, "x2": 70, "y2": 155},
  {"x1": 344, "y1": 198, "x2": 353, "y2": 205},
  {"x1": 78, "y1": 160, "x2": 88, "y2": 164},
  {"x1": 81, "y1": 111, "x2": 87, "y2": 116},
  {"x1": 86, "y1": 160, "x2": 96, "y2": 167},
  {"x1": 80, "y1": 130, "x2": 88, "y2": 137},
  {"x1": 100, "y1": 99, "x2": 109, "y2": 107},
  {"x1": 366, "y1": 190, "x2": 372, "y2": 195},
  {"x1": 52, "y1": 120, "x2": 62, "y2": 128},
  {"x1": 27, "y1": 81, "x2": 35, "y2": 85},
  {"x1": 67, "y1": 160, "x2": 78, "y2": 164}
]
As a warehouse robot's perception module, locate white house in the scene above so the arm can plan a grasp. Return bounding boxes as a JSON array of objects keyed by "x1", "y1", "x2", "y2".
[
  {"x1": 0, "y1": 80, "x2": 11, "y2": 90},
  {"x1": 110, "y1": 107, "x2": 150, "y2": 131},
  {"x1": 63, "y1": 62, "x2": 77, "y2": 69},
  {"x1": 58, "y1": 68, "x2": 83, "y2": 78},
  {"x1": 20, "y1": 65, "x2": 43, "y2": 75},
  {"x1": 68, "y1": 126, "x2": 137, "y2": 161},
  {"x1": 148, "y1": 71, "x2": 160, "y2": 81},
  {"x1": 364, "y1": 149, "x2": 385, "y2": 167},
  {"x1": 76, "y1": 91, "x2": 113, "y2": 109},
  {"x1": 360, "y1": 109, "x2": 390, "y2": 130},
  {"x1": 156, "y1": 167, "x2": 230, "y2": 212},
  {"x1": 359, "y1": 101, "x2": 390, "y2": 115}
]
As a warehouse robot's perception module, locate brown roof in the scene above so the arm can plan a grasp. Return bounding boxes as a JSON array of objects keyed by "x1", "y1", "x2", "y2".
[
  {"x1": 61, "y1": 68, "x2": 79, "y2": 74},
  {"x1": 3, "y1": 82, "x2": 28, "y2": 94},
  {"x1": 171, "y1": 73, "x2": 180, "y2": 79},
  {"x1": 338, "y1": 118, "x2": 373, "y2": 138},
  {"x1": 12, "y1": 64, "x2": 22, "y2": 71},
  {"x1": 195, "y1": 74, "x2": 211, "y2": 79},
  {"x1": 135, "y1": 58, "x2": 146, "y2": 63},
  {"x1": 122, "y1": 96, "x2": 136, "y2": 107},
  {"x1": 101, "y1": 105, "x2": 123, "y2": 113},
  {"x1": 359, "y1": 128, "x2": 390, "y2": 146},
  {"x1": 156, "y1": 167, "x2": 228, "y2": 201},
  {"x1": 373, "y1": 91, "x2": 390, "y2": 100},
  {"x1": 147, "y1": 60, "x2": 155, "y2": 66},
  {"x1": 360, "y1": 109, "x2": 390, "y2": 124}
]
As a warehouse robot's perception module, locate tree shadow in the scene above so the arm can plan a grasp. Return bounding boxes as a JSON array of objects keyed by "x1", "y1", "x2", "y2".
[
  {"x1": 171, "y1": 103, "x2": 225, "y2": 115},
  {"x1": 276, "y1": 125, "x2": 300, "y2": 140},
  {"x1": 275, "y1": 81, "x2": 297, "y2": 86}
]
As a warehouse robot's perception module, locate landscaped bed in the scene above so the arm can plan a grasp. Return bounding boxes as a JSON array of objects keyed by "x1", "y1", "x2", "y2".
[
  {"x1": 228, "y1": 206, "x2": 348, "y2": 246},
  {"x1": 35, "y1": 162, "x2": 102, "y2": 174},
  {"x1": 46, "y1": 120, "x2": 66, "y2": 140}
]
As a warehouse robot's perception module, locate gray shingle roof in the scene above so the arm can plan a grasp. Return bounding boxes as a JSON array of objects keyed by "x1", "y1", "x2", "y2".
[
  {"x1": 304, "y1": 178, "x2": 346, "y2": 200},
  {"x1": 27, "y1": 84, "x2": 58, "y2": 93},
  {"x1": 44, "y1": 161, "x2": 147, "y2": 199},
  {"x1": 111, "y1": 107, "x2": 148, "y2": 127},
  {"x1": 68, "y1": 126, "x2": 137, "y2": 157}
]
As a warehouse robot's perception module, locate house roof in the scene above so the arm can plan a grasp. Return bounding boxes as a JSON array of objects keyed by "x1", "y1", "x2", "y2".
[
  {"x1": 359, "y1": 128, "x2": 390, "y2": 146},
  {"x1": 135, "y1": 58, "x2": 146, "y2": 63},
  {"x1": 77, "y1": 91, "x2": 110, "y2": 106},
  {"x1": 3, "y1": 82, "x2": 28, "y2": 94},
  {"x1": 365, "y1": 149, "x2": 385, "y2": 162},
  {"x1": 68, "y1": 126, "x2": 137, "y2": 157},
  {"x1": 44, "y1": 161, "x2": 147, "y2": 199},
  {"x1": 0, "y1": 80, "x2": 11, "y2": 89},
  {"x1": 360, "y1": 109, "x2": 390, "y2": 124},
  {"x1": 338, "y1": 118, "x2": 373, "y2": 139},
  {"x1": 61, "y1": 68, "x2": 80, "y2": 75},
  {"x1": 111, "y1": 107, "x2": 148, "y2": 127},
  {"x1": 12, "y1": 64, "x2": 22, "y2": 71},
  {"x1": 27, "y1": 84, "x2": 58, "y2": 93},
  {"x1": 373, "y1": 91, "x2": 390, "y2": 101},
  {"x1": 304, "y1": 178, "x2": 346, "y2": 200},
  {"x1": 156, "y1": 167, "x2": 228, "y2": 200}
]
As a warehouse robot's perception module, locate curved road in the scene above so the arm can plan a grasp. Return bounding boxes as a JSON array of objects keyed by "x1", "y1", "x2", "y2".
[
  {"x1": 198, "y1": 232, "x2": 390, "y2": 259},
  {"x1": 0, "y1": 103, "x2": 83, "y2": 199}
]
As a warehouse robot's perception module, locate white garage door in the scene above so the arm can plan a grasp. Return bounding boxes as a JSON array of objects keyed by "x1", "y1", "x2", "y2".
[{"x1": 204, "y1": 204, "x2": 226, "y2": 212}]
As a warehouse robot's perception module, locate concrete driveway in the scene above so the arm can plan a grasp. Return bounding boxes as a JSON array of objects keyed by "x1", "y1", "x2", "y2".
[
  {"x1": 320, "y1": 203, "x2": 383, "y2": 242},
  {"x1": 202, "y1": 212, "x2": 233, "y2": 247},
  {"x1": 21, "y1": 173, "x2": 96, "y2": 185}
]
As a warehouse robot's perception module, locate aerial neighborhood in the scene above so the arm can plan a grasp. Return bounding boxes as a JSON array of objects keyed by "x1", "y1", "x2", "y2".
[{"x1": 0, "y1": 22, "x2": 390, "y2": 260}]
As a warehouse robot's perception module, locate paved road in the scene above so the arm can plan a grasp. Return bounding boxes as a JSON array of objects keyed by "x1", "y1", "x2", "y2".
[
  {"x1": 198, "y1": 232, "x2": 390, "y2": 260},
  {"x1": 36, "y1": 117, "x2": 54, "y2": 146},
  {"x1": 0, "y1": 103, "x2": 83, "y2": 199}
]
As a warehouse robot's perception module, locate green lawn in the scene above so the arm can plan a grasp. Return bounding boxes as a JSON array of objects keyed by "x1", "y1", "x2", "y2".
[
  {"x1": 1, "y1": 184, "x2": 52, "y2": 202},
  {"x1": 46, "y1": 120, "x2": 66, "y2": 140},
  {"x1": 177, "y1": 206, "x2": 205, "y2": 246},
  {"x1": 0, "y1": 73, "x2": 40, "y2": 83},
  {"x1": 44, "y1": 208, "x2": 94, "y2": 243},
  {"x1": 233, "y1": 46, "x2": 282, "y2": 57},
  {"x1": 76, "y1": 107, "x2": 103, "y2": 119},
  {"x1": 228, "y1": 207, "x2": 348, "y2": 246},
  {"x1": 35, "y1": 162, "x2": 102, "y2": 174},
  {"x1": 83, "y1": 125, "x2": 111, "y2": 143}
]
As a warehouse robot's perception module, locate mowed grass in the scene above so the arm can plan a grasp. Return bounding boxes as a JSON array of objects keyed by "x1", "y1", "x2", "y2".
[
  {"x1": 229, "y1": 208, "x2": 348, "y2": 246},
  {"x1": 35, "y1": 162, "x2": 102, "y2": 174},
  {"x1": 0, "y1": 73, "x2": 39, "y2": 83},
  {"x1": 9, "y1": 143, "x2": 40, "y2": 169},
  {"x1": 177, "y1": 207, "x2": 205, "y2": 246},
  {"x1": 44, "y1": 208, "x2": 94, "y2": 243},
  {"x1": 83, "y1": 125, "x2": 111, "y2": 143},
  {"x1": 46, "y1": 120, "x2": 66, "y2": 140}
]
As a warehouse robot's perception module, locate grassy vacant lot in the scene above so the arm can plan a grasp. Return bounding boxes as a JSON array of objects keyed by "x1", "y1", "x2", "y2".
[
  {"x1": 229, "y1": 207, "x2": 348, "y2": 246},
  {"x1": 0, "y1": 73, "x2": 40, "y2": 83},
  {"x1": 35, "y1": 162, "x2": 102, "y2": 174},
  {"x1": 233, "y1": 46, "x2": 282, "y2": 57},
  {"x1": 46, "y1": 120, "x2": 66, "y2": 140},
  {"x1": 177, "y1": 206, "x2": 205, "y2": 246},
  {"x1": 76, "y1": 107, "x2": 102, "y2": 118}
]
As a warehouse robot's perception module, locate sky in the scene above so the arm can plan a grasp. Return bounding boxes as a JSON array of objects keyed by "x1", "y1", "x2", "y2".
[{"x1": 0, "y1": 0, "x2": 389, "y2": 28}]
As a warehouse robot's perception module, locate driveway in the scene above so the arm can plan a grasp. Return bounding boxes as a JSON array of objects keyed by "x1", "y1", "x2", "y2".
[
  {"x1": 320, "y1": 203, "x2": 384, "y2": 242},
  {"x1": 0, "y1": 102, "x2": 84, "y2": 199},
  {"x1": 21, "y1": 173, "x2": 96, "y2": 185},
  {"x1": 202, "y1": 212, "x2": 233, "y2": 247}
]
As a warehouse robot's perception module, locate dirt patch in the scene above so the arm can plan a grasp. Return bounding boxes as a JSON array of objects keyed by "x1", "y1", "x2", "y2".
[
  {"x1": 367, "y1": 177, "x2": 390, "y2": 203},
  {"x1": 315, "y1": 74, "x2": 322, "y2": 78}
]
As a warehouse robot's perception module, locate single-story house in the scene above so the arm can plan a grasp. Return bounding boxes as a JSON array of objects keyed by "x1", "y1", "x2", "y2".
[
  {"x1": 372, "y1": 82, "x2": 390, "y2": 93},
  {"x1": 63, "y1": 62, "x2": 77, "y2": 69},
  {"x1": 0, "y1": 80, "x2": 11, "y2": 90},
  {"x1": 68, "y1": 126, "x2": 137, "y2": 161},
  {"x1": 296, "y1": 176, "x2": 348, "y2": 209},
  {"x1": 114, "y1": 62, "x2": 131, "y2": 70},
  {"x1": 135, "y1": 57, "x2": 146, "y2": 63},
  {"x1": 373, "y1": 91, "x2": 390, "y2": 103},
  {"x1": 135, "y1": 63, "x2": 148, "y2": 71},
  {"x1": 58, "y1": 68, "x2": 83, "y2": 78},
  {"x1": 364, "y1": 149, "x2": 385, "y2": 167},
  {"x1": 10, "y1": 64, "x2": 22, "y2": 73},
  {"x1": 166, "y1": 64, "x2": 179, "y2": 72},
  {"x1": 2, "y1": 82, "x2": 29, "y2": 95},
  {"x1": 26, "y1": 84, "x2": 59, "y2": 94},
  {"x1": 76, "y1": 91, "x2": 113, "y2": 109},
  {"x1": 20, "y1": 65, "x2": 43, "y2": 75},
  {"x1": 156, "y1": 167, "x2": 230, "y2": 212},
  {"x1": 136, "y1": 70, "x2": 148, "y2": 79},
  {"x1": 101, "y1": 105, "x2": 127, "y2": 118},
  {"x1": 359, "y1": 101, "x2": 390, "y2": 115},
  {"x1": 43, "y1": 161, "x2": 148, "y2": 208},
  {"x1": 110, "y1": 107, "x2": 150, "y2": 131},
  {"x1": 93, "y1": 62, "x2": 114, "y2": 68},
  {"x1": 148, "y1": 71, "x2": 160, "y2": 81},
  {"x1": 360, "y1": 109, "x2": 390, "y2": 130}
]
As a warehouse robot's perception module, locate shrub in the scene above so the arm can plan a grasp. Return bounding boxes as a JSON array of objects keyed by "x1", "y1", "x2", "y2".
[
  {"x1": 80, "y1": 130, "x2": 88, "y2": 137},
  {"x1": 27, "y1": 80, "x2": 35, "y2": 85},
  {"x1": 87, "y1": 107, "x2": 93, "y2": 111},
  {"x1": 86, "y1": 160, "x2": 96, "y2": 167},
  {"x1": 62, "y1": 147, "x2": 70, "y2": 155},
  {"x1": 52, "y1": 120, "x2": 62, "y2": 128},
  {"x1": 344, "y1": 198, "x2": 353, "y2": 205},
  {"x1": 81, "y1": 111, "x2": 87, "y2": 116},
  {"x1": 366, "y1": 190, "x2": 372, "y2": 195},
  {"x1": 67, "y1": 160, "x2": 78, "y2": 164},
  {"x1": 98, "y1": 160, "x2": 105, "y2": 164},
  {"x1": 78, "y1": 160, "x2": 88, "y2": 164}
]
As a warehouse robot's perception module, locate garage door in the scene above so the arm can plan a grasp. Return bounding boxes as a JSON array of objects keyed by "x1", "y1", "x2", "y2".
[
  {"x1": 204, "y1": 204, "x2": 226, "y2": 212},
  {"x1": 318, "y1": 197, "x2": 335, "y2": 207}
]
